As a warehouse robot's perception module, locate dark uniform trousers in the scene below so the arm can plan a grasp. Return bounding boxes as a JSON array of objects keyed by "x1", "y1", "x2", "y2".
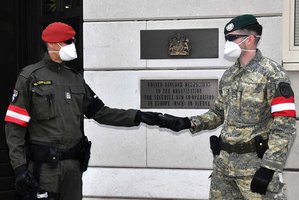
[{"x1": 28, "y1": 160, "x2": 82, "y2": 200}]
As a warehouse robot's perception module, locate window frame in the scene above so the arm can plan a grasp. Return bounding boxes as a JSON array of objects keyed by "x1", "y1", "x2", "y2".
[{"x1": 283, "y1": 0, "x2": 299, "y2": 70}]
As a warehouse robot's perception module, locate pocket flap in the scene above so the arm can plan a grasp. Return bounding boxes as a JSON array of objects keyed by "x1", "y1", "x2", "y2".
[
  {"x1": 70, "y1": 85, "x2": 85, "y2": 94},
  {"x1": 32, "y1": 87, "x2": 54, "y2": 96}
]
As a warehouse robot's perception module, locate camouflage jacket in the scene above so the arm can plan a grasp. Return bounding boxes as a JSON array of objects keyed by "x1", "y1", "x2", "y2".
[{"x1": 190, "y1": 50, "x2": 296, "y2": 176}]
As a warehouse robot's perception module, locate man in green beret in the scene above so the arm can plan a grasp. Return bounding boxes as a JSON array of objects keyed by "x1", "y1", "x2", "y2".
[{"x1": 156, "y1": 14, "x2": 296, "y2": 199}]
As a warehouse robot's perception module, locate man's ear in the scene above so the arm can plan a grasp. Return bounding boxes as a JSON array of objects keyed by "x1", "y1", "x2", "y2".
[
  {"x1": 248, "y1": 35, "x2": 258, "y2": 45},
  {"x1": 47, "y1": 42, "x2": 56, "y2": 50},
  {"x1": 46, "y1": 42, "x2": 54, "y2": 49}
]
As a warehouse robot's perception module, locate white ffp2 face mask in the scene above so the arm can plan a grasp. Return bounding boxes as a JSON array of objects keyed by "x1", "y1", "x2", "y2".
[
  {"x1": 223, "y1": 37, "x2": 248, "y2": 61},
  {"x1": 58, "y1": 43, "x2": 77, "y2": 61}
]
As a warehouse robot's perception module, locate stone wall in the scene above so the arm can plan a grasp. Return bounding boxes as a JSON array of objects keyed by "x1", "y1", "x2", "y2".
[{"x1": 82, "y1": 0, "x2": 299, "y2": 199}]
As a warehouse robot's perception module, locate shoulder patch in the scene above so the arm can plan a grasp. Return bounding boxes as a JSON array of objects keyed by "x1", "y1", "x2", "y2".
[{"x1": 277, "y1": 82, "x2": 293, "y2": 98}]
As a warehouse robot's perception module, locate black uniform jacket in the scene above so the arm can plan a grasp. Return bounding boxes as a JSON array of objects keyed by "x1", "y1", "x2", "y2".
[{"x1": 5, "y1": 54, "x2": 138, "y2": 169}]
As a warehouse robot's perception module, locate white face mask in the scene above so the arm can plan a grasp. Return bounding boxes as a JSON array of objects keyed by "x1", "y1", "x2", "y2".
[
  {"x1": 58, "y1": 43, "x2": 77, "y2": 61},
  {"x1": 223, "y1": 37, "x2": 248, "y2": 61}
]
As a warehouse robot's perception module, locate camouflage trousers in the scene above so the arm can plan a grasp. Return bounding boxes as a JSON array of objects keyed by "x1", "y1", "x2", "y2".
[{"x1": 209, "y1": 168, "x2": 286, "y2": 200}]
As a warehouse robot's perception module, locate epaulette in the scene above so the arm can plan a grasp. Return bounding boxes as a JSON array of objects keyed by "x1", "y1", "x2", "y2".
[
  {"x1": 64, "y1": 65, "x2": 82, "y2": 74},
  {"x1": 19, "y1": 60, "x2": 47, "y2": 78},
  {"x1": 64, "y1": 65, "x2": 84, "y2": 81}
]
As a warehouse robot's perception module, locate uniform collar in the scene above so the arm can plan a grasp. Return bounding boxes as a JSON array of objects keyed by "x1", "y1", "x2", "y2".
[
  {"x1": 232, "y1": 49, "x2": 263, "y2": 73},
  {"x1": 43, "y1": 52, "x2": 65, "y2": 69},
  {"x1": 244, "y1": 49, "x2": 263, "y2": 73}
]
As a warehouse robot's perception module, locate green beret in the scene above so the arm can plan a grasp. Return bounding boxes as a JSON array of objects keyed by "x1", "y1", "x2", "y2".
[{"x1": 224, "y1": 14, "x2": 259, "y2": 34}]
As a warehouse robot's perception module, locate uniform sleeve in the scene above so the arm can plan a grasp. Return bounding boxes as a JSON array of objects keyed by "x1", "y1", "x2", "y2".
[
  {"x1": 189, "y1": 81, "x2": 225, "y2": 134},
  {"x1": 82, "y1": 83, "x2": 139, "y2": 127},
  {"x1": 5, "y1": 75, "x2": 31, "y2": 169},
  {"x1": 262, "y1": 72, "x2": 296, "y2": 172}
]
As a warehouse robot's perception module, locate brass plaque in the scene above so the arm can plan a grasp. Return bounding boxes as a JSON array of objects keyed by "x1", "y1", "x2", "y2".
[
  {"x1": 140, "y1": 29, "x2": 218, "y2": 59},
  {"x1": 141, "y1": 79, "x2": 218, "y2": 109},
  {"x1": 168, "y1": 32, "x2": 191, "y2": 56}
]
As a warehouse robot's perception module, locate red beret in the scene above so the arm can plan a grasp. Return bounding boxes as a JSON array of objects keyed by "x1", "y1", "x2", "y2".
[{"x1": 42, "y1": 22, "x2": 76, "y2": 43}]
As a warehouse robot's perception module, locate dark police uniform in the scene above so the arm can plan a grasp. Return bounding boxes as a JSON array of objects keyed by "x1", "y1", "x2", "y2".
[{"x1": 5, "y1": 53, "x2": 139, "y2": 199}]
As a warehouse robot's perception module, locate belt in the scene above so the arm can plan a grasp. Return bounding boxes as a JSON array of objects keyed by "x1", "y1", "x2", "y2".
[
  {"x1": 28, "y1": 143, "x2": 81, "y2": 185},
  {"x1": 28, "y1": 143, "x2": 79, "y2": 163},
  {"x1": 220, "y1": 140, "x2": 257, "y2": 154}
]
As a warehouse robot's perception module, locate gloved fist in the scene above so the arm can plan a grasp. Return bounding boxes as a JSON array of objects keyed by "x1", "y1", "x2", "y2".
[
  {"x1": 135, "y1": 111, "x2": 161, "y2": 126},
  {"x1": 158, "y1": 114, "x2": 191, "y2": 132},
  {"x1": 14, "y1": 165, "x2": 39, "y2": 195},
  {"x1": 250, "y1": 167, "x2": 274, "y2": 195}
]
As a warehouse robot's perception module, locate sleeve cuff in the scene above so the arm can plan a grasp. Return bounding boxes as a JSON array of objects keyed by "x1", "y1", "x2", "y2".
[
  {"x1": 189, "y1": 117, "x2": 203, "y2": 134},
  {"x1": 261, "y1": 159, "x2": 284, "y2": 172}
]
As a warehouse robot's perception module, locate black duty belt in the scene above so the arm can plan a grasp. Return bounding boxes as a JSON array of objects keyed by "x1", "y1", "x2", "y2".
[
  {"x1": 210, "y1": 135, "x2": 268, "y2": 157},
  {"x1": 220, "y1": 140, "x2": 257, "y2": 154},
  {"x1": 28, "y1": 143, "x2": 79, "y2": 163}
]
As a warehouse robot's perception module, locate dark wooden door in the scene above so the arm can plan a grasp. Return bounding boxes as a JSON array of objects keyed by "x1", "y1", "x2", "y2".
[
  {"x1": 0, "y1": 0, "x2": 27, "y2": 198},
  {"x1": 0, "y1": 0, "x2": 82, "y2": 199}
]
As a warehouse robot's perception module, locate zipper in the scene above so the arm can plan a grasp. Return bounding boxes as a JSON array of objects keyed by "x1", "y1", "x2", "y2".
[{"x1": 239, "y1": 90, "x2": 243, "y2": 117}]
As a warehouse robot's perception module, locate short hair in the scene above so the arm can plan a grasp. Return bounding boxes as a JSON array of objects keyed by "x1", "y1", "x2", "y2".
[{"x1": 243, "y1": 23, "x2": 263, "y2": 36}]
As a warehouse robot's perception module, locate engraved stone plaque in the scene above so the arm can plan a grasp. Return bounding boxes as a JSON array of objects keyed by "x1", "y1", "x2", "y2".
[{"x1": 141, "y1": 79, "x2": 218, "y2": 109}]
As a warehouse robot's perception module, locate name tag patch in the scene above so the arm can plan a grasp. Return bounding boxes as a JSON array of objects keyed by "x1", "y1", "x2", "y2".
[{"x1": 33, "y1": 80, "x2": 52, "y2": 86}]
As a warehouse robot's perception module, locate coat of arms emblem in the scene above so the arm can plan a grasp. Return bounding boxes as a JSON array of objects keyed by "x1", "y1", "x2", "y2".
[{"x1": 168, "y1": 33, "x2": 191, "y2": 56}]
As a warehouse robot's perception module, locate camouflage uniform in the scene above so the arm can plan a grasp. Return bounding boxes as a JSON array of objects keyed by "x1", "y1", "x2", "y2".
[{"x1": 190, "y1": 50, "x2": 296, "y2": 199}]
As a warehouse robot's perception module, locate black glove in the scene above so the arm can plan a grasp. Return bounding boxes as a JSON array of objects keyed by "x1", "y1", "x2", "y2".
[
  {"x1": 158, "y1": 114, "x2": 191, "y2": 132},
  {"x1": 14, "y1": 165, "x2": 39, "y2": 195},
  {"x1": 135, "y1": 111, "x2": 161, "y2": 126},
  {"x1": 250, "y1": 167, "x2": 274, "y2": 195}
]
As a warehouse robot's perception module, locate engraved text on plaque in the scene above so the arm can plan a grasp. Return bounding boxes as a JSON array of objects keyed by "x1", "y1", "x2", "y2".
[{"x1": 141, "y1": 79, "x2": 218, "y2": 109}]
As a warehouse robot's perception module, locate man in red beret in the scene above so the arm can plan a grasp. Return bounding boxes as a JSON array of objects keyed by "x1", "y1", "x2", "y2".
[
  {"x1": 5, "y1": 22, "x2": 166, "y2": 200},
  {"x1": 42, "y1": 22, "x2": 78, "y2": 62}
]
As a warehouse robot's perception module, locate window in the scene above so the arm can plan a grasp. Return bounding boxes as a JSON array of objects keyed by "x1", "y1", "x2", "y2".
[
  {"x1": 295, "y1": 0, "x2": 299, "y2": 46},
  {"x1": 283, "y1": 0, "x2": 299, "y2": 70}
]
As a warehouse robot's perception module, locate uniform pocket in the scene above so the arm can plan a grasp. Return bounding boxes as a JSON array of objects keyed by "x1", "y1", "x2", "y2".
[
  {"x1": 31, "y1": 87, "x2": 57, "y2": 120},
  {"x1": 237, "y1": 82, "x2": 269, "y2": 124},
  {"x1": 222, "y1": 87, "x2": 231, "y2": 104},
  {"x1": 69, "y1": 85, "x2": 85, "y2": 115},
  {"x1": 28, "y1": 161, "x2": 60, "y2": 193}
]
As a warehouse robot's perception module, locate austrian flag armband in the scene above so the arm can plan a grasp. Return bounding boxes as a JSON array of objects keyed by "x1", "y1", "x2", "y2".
[
  {"x1": 271, "y1": 82, "x2": 296, "y2": 117},
  {"x1": 5, "y1": 105, "x2": 31, "y2": 127}
]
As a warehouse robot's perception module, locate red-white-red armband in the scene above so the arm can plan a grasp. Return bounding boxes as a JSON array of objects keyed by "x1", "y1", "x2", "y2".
[
  {"x1": 5, "y1": 105, "x2": 31, "y2": 127},
  {"x1": 271, "y1": 96, "x2": 296, "y2": 117}
]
